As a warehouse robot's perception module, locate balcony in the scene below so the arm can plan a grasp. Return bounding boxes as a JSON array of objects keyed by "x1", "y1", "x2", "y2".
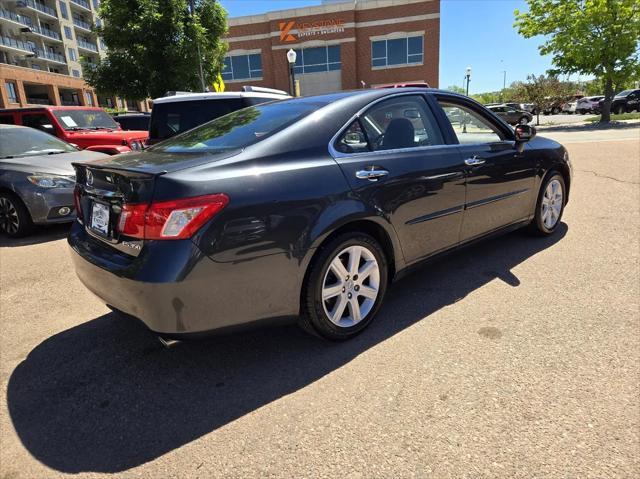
[
  {"x1": 16, "y1": 0, "x2": 58, "y2": 19},
  {"x1": 1, "y1": 9, "x2": 63, "y2": 42},
  {"x1": 32, "y1": 48, "x2": 66, "y2": 63},
  {"x1": 76, "y1": 38, "x2": 98, "y2": 52},
  {"x1": 0, "y1": 35, "x2": 35, "y2": 54},
  {"x1": 69, "y1": 0, "x2": 92, "y2": 12},
  {"x1": 72, "y1": 17, "x2": 92, "y2": 32}
]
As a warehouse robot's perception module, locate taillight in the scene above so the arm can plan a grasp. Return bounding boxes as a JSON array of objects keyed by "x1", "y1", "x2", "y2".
[{"x1": 117, "y1": 193, "x2": 229, "y2": 240}]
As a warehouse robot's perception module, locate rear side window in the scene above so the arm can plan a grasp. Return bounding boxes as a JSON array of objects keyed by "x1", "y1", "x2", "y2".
[
  {"x1": 149, "y1": 98, "x2": 244, "y2": 141},
  {"x1": 150, "y1": 99, "x2": 324, "y2": 154},
  {"x1": 21, "y1": 113, "x2": 55, "y2": 134},
  {"x1": 0, "y1": 114, "x2": 15, "y2": 125}
]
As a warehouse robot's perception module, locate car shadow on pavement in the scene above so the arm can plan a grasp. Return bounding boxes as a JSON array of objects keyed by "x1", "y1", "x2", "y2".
[
  {"x1": 0, "y1": 223, "x2": 70, "y2": 248},
  {"x1": 7, "y1": 224, "x2": 567, "y2": 474}
]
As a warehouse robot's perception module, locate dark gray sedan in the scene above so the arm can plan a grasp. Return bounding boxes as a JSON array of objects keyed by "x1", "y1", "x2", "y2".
[
  {"x1": 487, "y1": 104, "x2": 534, "y2": 125},
  {"x1": 0, "y1": 124, "x2": 106, "y2": 237}
]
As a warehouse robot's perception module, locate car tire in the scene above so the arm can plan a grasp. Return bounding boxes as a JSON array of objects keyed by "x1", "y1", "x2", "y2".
[
  {"x1": 528, "y1": 172, "x2": 566, "y2": 236},
  {"x1": 519, "y1": 116, "x2": 530, "y2": 125},
  {"x1": 300, "y1": 232, "x2": 388, "y2": 340},
  {"x1": 552, "y1": 107, "x2": 561, "y2": 115},
  {"x1": 0, "y1": 191, "x2": 33, "y2": 238},
  {"x1": 614, "y1": 105, "x2": 625, "y2": 115}
]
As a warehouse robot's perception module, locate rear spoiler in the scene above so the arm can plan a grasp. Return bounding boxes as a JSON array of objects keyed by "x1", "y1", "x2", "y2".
[{"x1": 242, "y1": 86, "x2": 288, "y2": 95}]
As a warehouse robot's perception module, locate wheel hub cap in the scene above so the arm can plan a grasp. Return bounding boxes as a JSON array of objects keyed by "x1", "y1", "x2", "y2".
[
  {"x1": 321, "y1": 245, "x2": 380, "y2": 328},
  {"x1": 541, "y1": 179, "x2": 563, "y2": 229}
]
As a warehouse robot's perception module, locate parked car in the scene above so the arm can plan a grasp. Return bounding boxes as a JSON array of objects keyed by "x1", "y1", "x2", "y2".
[
  {"x1": 148, "y1": 86, "x2": 290, "y2": 145},
  {"x1": 376, "y1": 82, "x2": 431, "y2": 89},
  {"x1": 486, "y1": 104, "x2": 533, "y2": 125},
  {"x1": 0, "y1": 106, "x2": 148, "y2": 155},
  {"x1": 0, "y1": 124, "x2": 106, "y2": 237},
  {"x1": 600, "y1": 89, "x2": 640, "y2": 115},
  {"x1": 576, "y1": 96, "x2": 604, "y2": 114},
  {"x1": 519, "y1": 103, "x2": 539, "y2": 115},
  {"x1": 542, "y1": 101, "x2": 563, "y2": 115},
  {"x1": 562, "y1": 101, "x2": 577, "y2": 114},
  {"x1": 69, "y1": 88, "x2": 571, "y2": 342},
  {"x1": 112, "y1": 113, "x2": 150, "y2": 131}
]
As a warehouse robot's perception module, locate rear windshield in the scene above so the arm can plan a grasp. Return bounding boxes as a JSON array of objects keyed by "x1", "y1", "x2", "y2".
[
  {"x1": 0, "y1": 127, "x2": 76, "y2": 159},
  {"x1": 52, "y1": 109, "x2": 119, "y2": 130},
  {"x1": 149, "y1": 97, "x2": 276, "y2": 141},
  {"x1": 615, "y1": 90, "x2": 633, "y2": 97},
  {"x1": 149, "y1": 100, "x2": 324, "y2": 154}
]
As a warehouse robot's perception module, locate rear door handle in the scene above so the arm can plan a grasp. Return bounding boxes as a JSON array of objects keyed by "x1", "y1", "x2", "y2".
[
  {"x1": 464, "y1": 156, "x2": 486, "y2": 166},
  {"x1": 356, "y1": 168, "x2": 389, "y2": 181}
]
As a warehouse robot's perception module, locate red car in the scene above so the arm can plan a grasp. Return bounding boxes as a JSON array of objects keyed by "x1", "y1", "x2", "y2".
[
  {"x1": 0, "y1": 106, "x2": 148, "y2": 155},
  {"x1": 375, "y1": 82, "x2": 430, "y2": 89}
]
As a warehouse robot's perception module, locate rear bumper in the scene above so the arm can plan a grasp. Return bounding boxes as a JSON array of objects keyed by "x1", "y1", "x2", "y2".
[{"x1": 68, "y1": 221, "x2": 304, "y2": 335}]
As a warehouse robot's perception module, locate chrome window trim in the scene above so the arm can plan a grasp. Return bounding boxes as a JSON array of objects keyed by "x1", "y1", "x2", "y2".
[{"x1": 328, "y1": 91, "x2": 449, "y2": 159}]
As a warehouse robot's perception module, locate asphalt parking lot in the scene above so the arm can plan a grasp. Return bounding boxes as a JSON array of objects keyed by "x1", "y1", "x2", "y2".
[{"x1": 1, "y1": 124, "x2": 638, "y2": 478}]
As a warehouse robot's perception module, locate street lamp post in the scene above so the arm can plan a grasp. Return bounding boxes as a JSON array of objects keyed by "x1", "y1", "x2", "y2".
[
  {"x1": 287, "y1": 48, "x2": 297, "y2": 96},
  {"x1": 463, "y1": 66, "x2": 472, "y2": 133}
]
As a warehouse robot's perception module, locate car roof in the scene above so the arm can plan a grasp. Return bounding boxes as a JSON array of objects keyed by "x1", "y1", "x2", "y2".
[
  {"x1": 0, "y1": 106, "x2": 105, "y2": 113},
  {"x1": 152, "y1": 91, "x2": 291, "y2": 104},
  {"x1": 0, "y1": 124, "x2": 27, "y2": 129}
]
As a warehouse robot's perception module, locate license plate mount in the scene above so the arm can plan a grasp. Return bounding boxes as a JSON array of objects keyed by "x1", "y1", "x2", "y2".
[{"x1": 90, "y1": 201, "x2": 110, "y2": 236}]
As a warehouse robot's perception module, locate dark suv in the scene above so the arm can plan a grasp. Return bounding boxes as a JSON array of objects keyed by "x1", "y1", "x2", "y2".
[{"x1": 601, "y1": 89, "x2": 640, "y2": 115}]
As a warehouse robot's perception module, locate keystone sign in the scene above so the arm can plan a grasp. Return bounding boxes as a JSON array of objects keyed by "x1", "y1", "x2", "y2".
[{"x1": 279, "y1": 18, "x2": 346, "y2": 42}]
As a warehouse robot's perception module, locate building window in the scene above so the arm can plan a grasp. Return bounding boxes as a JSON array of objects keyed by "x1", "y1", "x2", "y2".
[
  {"x1": 64, "y1": 26, "x2": 73, "y2": 40},
  {"x1": 292, "y1": 45, "x2": 340, "y2": 74},
  {"x1": 59, "y1": 1, "x2": 68, "y2": 19},
  {"x1": 221, "y1": 53, "x2": 262, "y2": 81},
  {"x1": 72, "y1": 69, "x2": 80, "y2": 77},
  {"x1": 371, "y1": 35, "x2": 423, "y2": 68},
  {"x1": 5, "y1": 82, "x2": 18, "y2": 103},
  {"x1": 85, "y1": 92, "x2": 94, "y2": 106},
  {"x1": 68, "y1": 48, "x2": 77, "y2": 61}
]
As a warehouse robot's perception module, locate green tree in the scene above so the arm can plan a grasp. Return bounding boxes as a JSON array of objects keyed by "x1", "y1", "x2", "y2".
[
  {"x1": 86, "y1": 0, "x2": 228, "y2": 100},
  {"x1": 512, "y1": 74, "x2": 578, "y2": 125},
  {"x1": 445, "y1": 85, "x2": 466, "y2": 94},
  {"x1": 515, "y1": 0, "x2": 640, "y2": 122}
]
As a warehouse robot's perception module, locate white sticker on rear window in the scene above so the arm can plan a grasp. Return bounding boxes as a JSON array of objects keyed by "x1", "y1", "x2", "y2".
[{"x1": 60, "y1": 116, "x2": 78, "y2": 127}]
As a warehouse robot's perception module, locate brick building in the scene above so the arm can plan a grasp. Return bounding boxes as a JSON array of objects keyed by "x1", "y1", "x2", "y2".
[{"x1": 224, "y1": 0, "x2": 440, "y2": 95}]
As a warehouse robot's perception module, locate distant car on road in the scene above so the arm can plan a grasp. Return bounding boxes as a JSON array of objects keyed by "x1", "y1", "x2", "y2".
[
  {"x1": 562, "y1": 101, "x2": 577, "y2": 114},
  {"x1": 69, "y1": 88, "x2": 571, "y2": 342},
  {"x1": 0, "y1": 124, "x2": 105, "y2": 237},
  {"x1": 576, "y1": 96, "x2": 604, "y2": 114},
  {"x1": 600, "y1": 89, "x2": 640, "y2": 115},
  {"x1": 486, "y1": 104, "x2": 533, "y2": 125},
  {"x1": 148, "y1": 87, "x2": 290, "y2": 145},
  {"x1": 0, "y1": 106, "x2": 148, "y2": 155},
  {"x1": 113, "y1": 113, "x2": 150, "y2": 131}
]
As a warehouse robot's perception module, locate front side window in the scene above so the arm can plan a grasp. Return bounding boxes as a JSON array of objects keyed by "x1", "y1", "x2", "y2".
[
  {"x1": 336, "y1": 95, "x2": 443, "y2": 153},
  {"x1": 292, "y1": 45, "x2": 341, "y2": 74},
  {"x1": 52, "y1": 109, "x2": 119, "y2": 130},
  {"x1": 151, "y1": 100, "x2": 325, "y2": 154},
  {"x1": 439, "y1": 101, "x2": 504, "y2": 144},
  {"x1": 5, "y1": 82, "x2": 18, "y2": 103},
  {"x1": 221, "y1": 53, "x2": 262, "y2": 81},
  {"x1": 0, "y1": 114, "x2": 16, "y2": 125},
  {"x1": 372, "y1": 35, "x2": 423, "y2": 68},
  {"x1": 0, "y1": 126, "x2": 76, "y2": 158}
]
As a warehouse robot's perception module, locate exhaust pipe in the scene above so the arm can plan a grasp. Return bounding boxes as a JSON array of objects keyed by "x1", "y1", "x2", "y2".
[{"x1": 158, "y1": 335, "x2": 180, "y2": 348}]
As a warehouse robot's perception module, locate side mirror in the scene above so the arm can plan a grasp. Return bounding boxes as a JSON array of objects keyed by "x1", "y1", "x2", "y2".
[{"x1": 515, "y1": 124, "x2": 536, "y2": 142}]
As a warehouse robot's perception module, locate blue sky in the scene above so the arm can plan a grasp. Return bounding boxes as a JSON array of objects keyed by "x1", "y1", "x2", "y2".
[{"x1": 220, "y1": 0, "x2": 590, "y2": 93}]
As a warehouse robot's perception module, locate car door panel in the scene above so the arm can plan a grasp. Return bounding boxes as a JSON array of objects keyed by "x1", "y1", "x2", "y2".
[{"x1": 458, "y1": 141, "x2": 536, "y2": 240}]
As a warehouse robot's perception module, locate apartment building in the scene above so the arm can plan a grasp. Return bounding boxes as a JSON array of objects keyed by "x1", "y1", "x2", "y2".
[
  {"x1": 0, "y1": 0, "x2": 146, "y2": 110},
  {"x1": 224, "y1": 0, "x2": 440, "y2": 95}
]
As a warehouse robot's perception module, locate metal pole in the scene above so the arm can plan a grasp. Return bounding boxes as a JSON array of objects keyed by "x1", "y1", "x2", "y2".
[
  {"x1": 190, "y1": 0, "x2": 206, "y2": 92},
  {"x1": 465, "y1": 74, "x2": 470, "y2": 96},
  {"x1": 503, "y1": 70, "x2": 506, "y2": 90}
]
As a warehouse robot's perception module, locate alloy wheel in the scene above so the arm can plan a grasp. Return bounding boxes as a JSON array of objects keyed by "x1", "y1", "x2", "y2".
[
  {"x1": 0, "y1": 197, "x2": 19, "y2": 235},
  {"x1": 541, "y1": 179, "x2": 563, "y2": 229},
  {"x1": 321, "y1": 245, "x2": 380, "y2": 328}
]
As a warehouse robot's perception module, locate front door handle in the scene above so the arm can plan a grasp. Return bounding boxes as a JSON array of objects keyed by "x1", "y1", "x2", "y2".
[
  {"x1": 356, "y1": 168, "x2": 389, "y2": 181},
  {"x1": 464, "y1": 156, "x2": 486, "y2": 166}
]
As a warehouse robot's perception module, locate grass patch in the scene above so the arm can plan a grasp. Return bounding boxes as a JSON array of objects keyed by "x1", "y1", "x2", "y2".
[{"x1": 586, "y1": 112, "x2": 640, "y2": 122}]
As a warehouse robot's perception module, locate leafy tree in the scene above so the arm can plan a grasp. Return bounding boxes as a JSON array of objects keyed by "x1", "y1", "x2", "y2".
[
  {"x1": 86, "y1": 0, "x2": 228, "y2": 100},
  {"x1": 445, "y1": 85, "x2": 466, "y2": 94},
  {"x1": 511, "y1": 74, "x2": 579, "y2": 124},
  {"x1": 515, "y1": 0, "x2": 640, "y2": 122}
]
